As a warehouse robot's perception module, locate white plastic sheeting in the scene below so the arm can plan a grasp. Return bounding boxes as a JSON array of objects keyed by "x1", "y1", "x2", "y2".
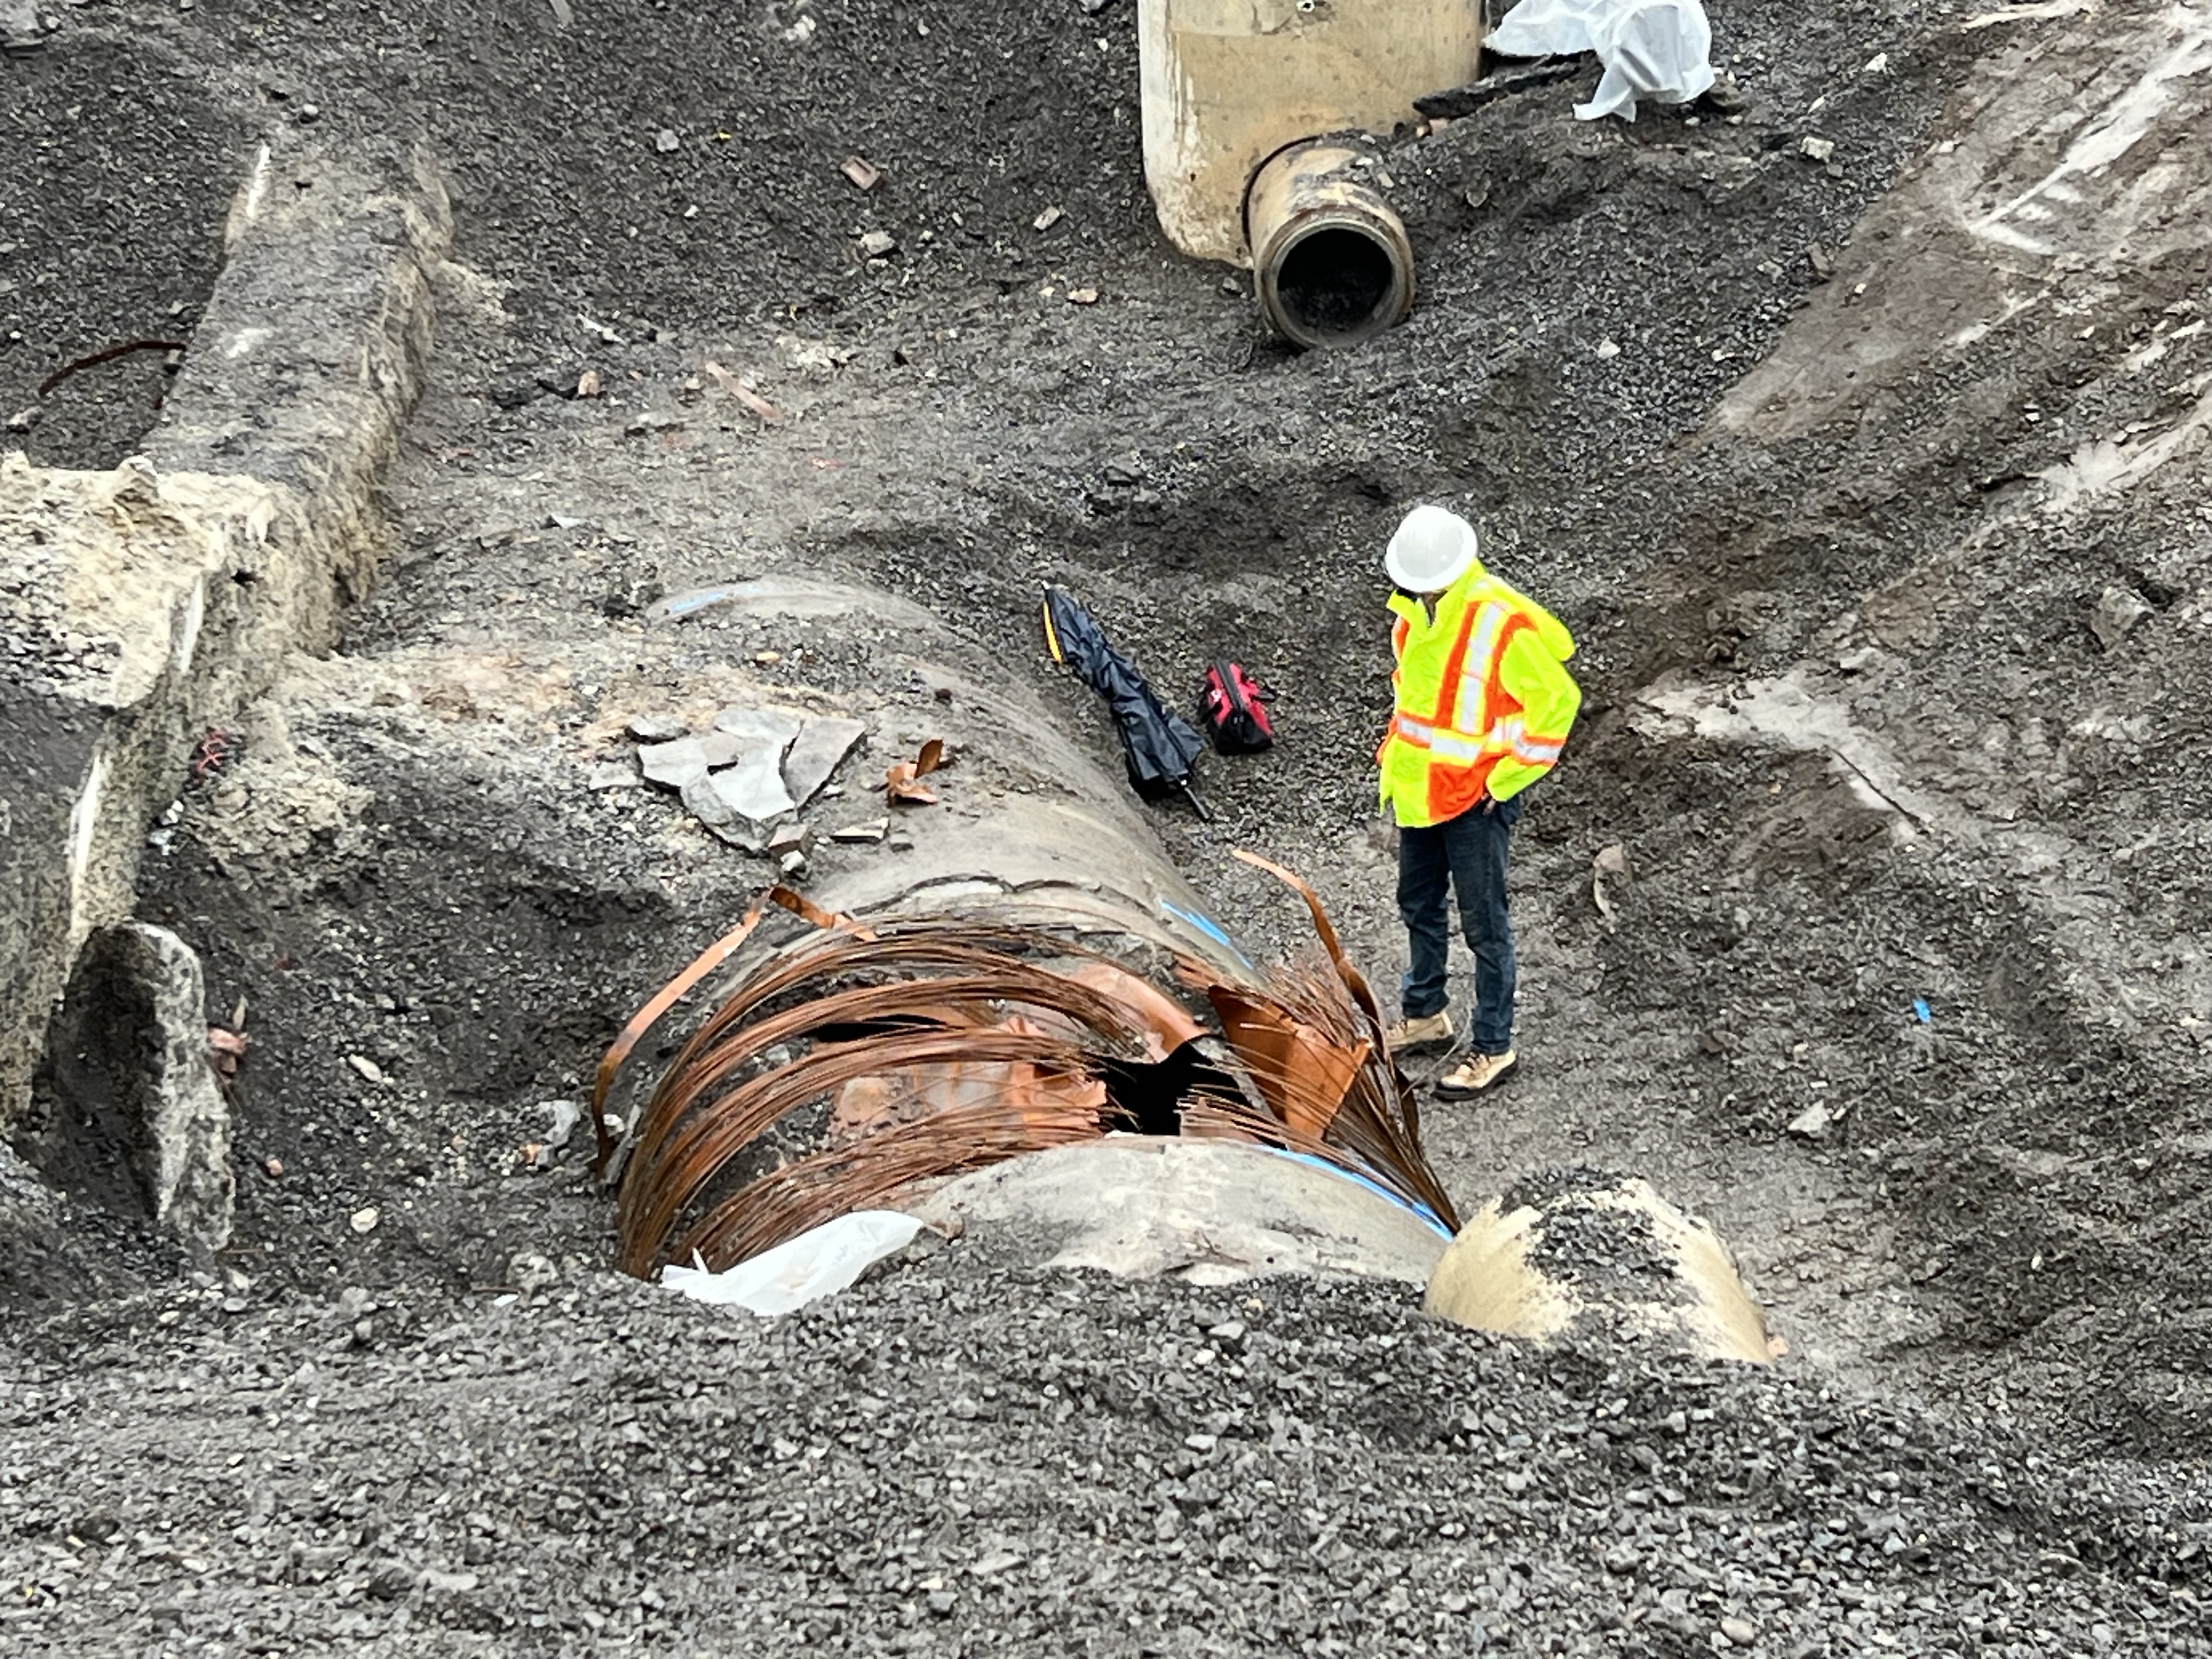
[
  {"x1": 659, "y1": 1210, "x2": 924, "y2": 1316},
  {"x1": 1486, "y1": 0, "x2": 1717, "y2": 122}
]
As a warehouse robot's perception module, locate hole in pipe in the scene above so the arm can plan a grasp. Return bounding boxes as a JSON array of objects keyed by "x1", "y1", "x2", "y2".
[{"x1": 1273, "y1": 225, "x2": 1397, "y2": 343}]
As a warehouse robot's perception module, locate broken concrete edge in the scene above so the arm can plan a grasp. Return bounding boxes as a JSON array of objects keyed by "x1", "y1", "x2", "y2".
[
  {"x1": 905, "y1": 1138, "x2": 1451, "y2": 1288},
  {"x1": 0, "y1": 136, "x2": 451, "y2": 1154},
  {"x1": 1423, "y1": 1176, "x2": 1775, "y2": 1366},
  {"x1": 17, "y1": 922, "x2": 235, "y2": 1252}
]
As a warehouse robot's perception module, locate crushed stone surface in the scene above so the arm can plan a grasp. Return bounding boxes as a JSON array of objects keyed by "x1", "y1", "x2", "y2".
[{"x1": 5, "y1": 1250, "x2": 2210, "y2": 1655}]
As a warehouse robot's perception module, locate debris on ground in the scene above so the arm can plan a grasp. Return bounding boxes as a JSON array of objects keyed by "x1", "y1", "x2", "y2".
[
  {"x1": 884, "y1": 737, "x2": 949, "y2": 804},
  {"x1": 704, "y1": 359, "x2": 783, "y2": 422},
  {"x1": 659, "y1": 1210, "x2": 925, "y2": 1313},
  {"x1": 1486, "y1": 0, "x2": 1717, "y2": 121},
  {"x1": 1042, "y1": 588, "x2": 1208, "y2": 819}
]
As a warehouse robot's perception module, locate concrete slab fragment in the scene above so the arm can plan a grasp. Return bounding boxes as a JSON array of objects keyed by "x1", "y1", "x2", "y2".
[
  {"x1": 637, "y1": 736, "x2": 710, "y2": 789},
  {"x1": 718, "y1": 747, "x2": 796, "y2": 822},
  {"x1": 713, "y1": 706, "x2": 805, "y2": 751},
  {"x1": 783, "y1": 716, "x2": 866, "y2": 806}
]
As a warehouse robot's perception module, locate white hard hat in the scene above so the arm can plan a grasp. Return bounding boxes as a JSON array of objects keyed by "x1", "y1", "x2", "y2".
[{"x1": 1384, "y1": 505, "x2": 1480, "y2": 594}]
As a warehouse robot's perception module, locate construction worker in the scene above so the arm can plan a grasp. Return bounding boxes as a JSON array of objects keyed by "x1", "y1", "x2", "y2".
[{"x1": 1376, "y1": 505, "x2": 1581, "y2": 1096}]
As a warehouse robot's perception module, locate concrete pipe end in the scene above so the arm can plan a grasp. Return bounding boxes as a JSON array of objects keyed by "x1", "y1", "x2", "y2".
[{"x1": 1247, "y1": 145, "x2": 1415, "y2": 351}]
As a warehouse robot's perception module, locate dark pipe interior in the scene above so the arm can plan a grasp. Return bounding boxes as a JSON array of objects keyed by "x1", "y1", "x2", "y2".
[{"x1": 1274, "y1": 225, "x2": 1396, "y2": 339}]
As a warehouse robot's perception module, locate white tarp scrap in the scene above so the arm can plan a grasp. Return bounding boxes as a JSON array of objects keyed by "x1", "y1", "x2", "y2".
[
  {"x1": 659, "y1": 1210, "x2": 924, "y2": 1316},
  {"x1": 1487, "y1": 0, "x2": 1717, "y2": 121}
]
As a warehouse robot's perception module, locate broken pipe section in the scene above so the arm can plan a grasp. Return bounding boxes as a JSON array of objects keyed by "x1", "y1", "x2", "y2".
[{"x1": 1246, "y1": 144, "x2": 1417, "y2": 350}]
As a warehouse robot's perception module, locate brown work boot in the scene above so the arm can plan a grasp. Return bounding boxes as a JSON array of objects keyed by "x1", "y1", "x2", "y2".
[
  {"x1": 1384, "y1": 1011, "x2": 1455, "y2": 1054},
  {"x1": 1434, "y1": 1049, "x2": 1517, "y2": 1097}
]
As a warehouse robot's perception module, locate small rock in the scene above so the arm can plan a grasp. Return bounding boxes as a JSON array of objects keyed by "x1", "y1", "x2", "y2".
[
  {"x1": 1184, "y1": 1432, "x2": 1218, "y2": 1453},
  {"x1": 1720, "y1": 1616, "x2": 1759, "y2": 1646},
  {"x1": 2090, "y1": 584, "x2": 2152, "y2": 651},
  {"x1": 627, "y1": 713, "x2": 689, "y2": 743},
  {"x1": 1594, "y1": 338, "x2": 1621, "y2": 360},
  {"x1": 586, "y1": 760, "x2": 639, "y2": 791},
  {"x1": 541, "y1": 1099, "x2": 584, "y2": 1150},
  {"x1": 262, "y1": 1156, "x2": 284, "y2": 1178},
  {"x1": 346, "y1": 1054, "x2": 386, "y2": 1085},
  {"x1": 349, "y1": 1206, "x2": 380, "y2": 1234},
  {"x1": 1032, "y1": 205, "x2": 1064, "y2": 232},
  {"x1": 655, "y1": 127, "x2": 680, "y2": 153},
  {"x1": 832, "y1": 819, "x2": 890, "y2": 844},
  {"x1": 888, "y1": 832, "x2": 915, "y2": 852},
  {"x1": 778, "y1": 849, "x2": 808, "y2": 877},
  {"x1": 859, "y1": 229, "x2": 896, "y2": 258},
  {"x1": 1067, "y1": 287, "x2": 1099, "y2": 305},
  {"x1": 767, "y1": 821, "x2": 814, "y2": 857},
  {"x1": 1102, "y1": 454, "x2": 1142, "y2": 487},
  {"x1": 367, "y1": 1562, "x2": 415, "y2": 1600},
  {"x1": 926, "y1": 1589, "x2": 956, "y2": 1616},
  {"x1": 1837, "y1": 644, "x2": 1885, "y2": 674},
  {"x1": 1786, "y1": 1102, "x2": 1831, "y2": 1140},
  {"x1": 969, "y1": 1550, "x2": 1024, "y2": 1577},
  {"x1": 1799, "y1": 136, "x2": 1836, "y2": 162}
]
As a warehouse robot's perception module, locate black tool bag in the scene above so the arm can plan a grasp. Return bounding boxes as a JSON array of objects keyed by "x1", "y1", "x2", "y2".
[{"x1": 1198, "y1": 659, "x2": 1275, "y2": 755}]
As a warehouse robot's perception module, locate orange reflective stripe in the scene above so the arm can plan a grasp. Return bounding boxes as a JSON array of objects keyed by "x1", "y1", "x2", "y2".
[
  {"x1": 1427, "y1": 601, "x2": 1483, "y2": 730},
  {"x1": 1484, "y1": 612, "x2": 1531, "y2": 732}
]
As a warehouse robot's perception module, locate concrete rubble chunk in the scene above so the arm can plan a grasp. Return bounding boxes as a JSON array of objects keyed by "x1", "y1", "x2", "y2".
[
  {"x1": 680, "y1": 774, "x2": 756, "y2": 850},
  {"x1": 626, "y1": 713, "x2": 689, "y2": 743},
  {"x1": 719, "y1": 747, "x2": 797, "y2": 822},
  {"x1": 767, "y1": 821, "x2": 814, "y2": 857},
  {"x1": 831, "y1": 819, "x2": 890, "y2": 844},
  {"x1": 713, "y1": 706, "x2": 805, "y2": 751},
  {"x1": 2091, "y1": 584, "x2": 2152, "y2": 651},
  {"x1": 586, "y1": 759, "x2": 639, "y2": 790},
  {"x1": 31, "y1": 923, "x2": 234, "y2": 1252},
  {"x1": 698, "y1": 730, "x2": 747, "y2": 769},
  {"x1": 782, "y1": 716, "x2": 866, "y2": 806},
  {"x1": 638, "y1": 736, "x2": 711, "y2": 789}
]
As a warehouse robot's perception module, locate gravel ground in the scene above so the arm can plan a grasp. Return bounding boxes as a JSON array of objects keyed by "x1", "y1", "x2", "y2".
[{"x1": 5, "y1": 1246, "x2": 2210, "y2": 1656}]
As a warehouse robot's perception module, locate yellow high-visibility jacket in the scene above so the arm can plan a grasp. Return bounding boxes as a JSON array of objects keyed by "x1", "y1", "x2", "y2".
[{"x1": 1377, "y1": 562, "x2": 1582, "y2": 828}]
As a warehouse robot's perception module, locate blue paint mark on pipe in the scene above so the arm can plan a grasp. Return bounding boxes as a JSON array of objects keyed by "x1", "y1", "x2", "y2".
[{"x1": 1160, "y1": 899, "x2": 1254, "y2": 971}]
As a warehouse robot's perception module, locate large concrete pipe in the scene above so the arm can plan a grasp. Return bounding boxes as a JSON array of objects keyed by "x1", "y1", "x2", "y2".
[
  {"x1": 1246, "y1": 144, "x2": 1416, "y2": 351},
  {"x1": 1136, "y1": 0, "x2": 1476, "y2": 347}
]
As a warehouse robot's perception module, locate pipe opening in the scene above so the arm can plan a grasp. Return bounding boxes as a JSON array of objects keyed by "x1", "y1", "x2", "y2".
[{"x1": 1273, "y1": 225, "x2": 1398, "y2": 345}]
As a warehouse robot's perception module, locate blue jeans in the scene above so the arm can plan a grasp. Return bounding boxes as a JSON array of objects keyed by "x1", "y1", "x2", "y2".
[{"x1": 1397, "y1": 792, "x2": 1521, "y2": 1055}]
